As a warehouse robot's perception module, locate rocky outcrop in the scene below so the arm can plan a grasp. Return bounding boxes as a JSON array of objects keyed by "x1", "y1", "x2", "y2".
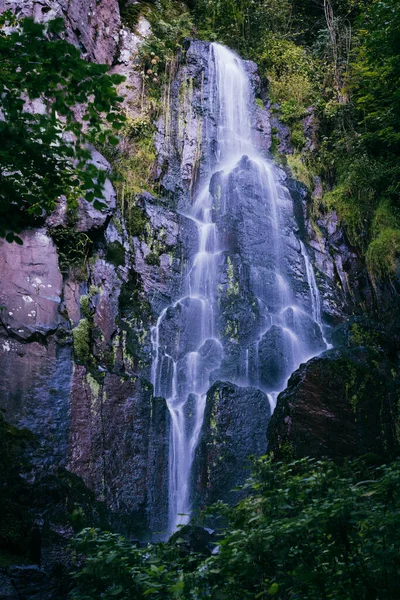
[
  {"x1": 0, "y1": 186, "x2": 179, "y2": 539},
  {"x1": 0, "y1": 0, "x2": 172, "y2": 542},
  {"x1": 0, "y1": 230, "x2": 72, "y2": 468},
  {"x1": 193, "y1": 381, "x2": 271, "y2": 509},
  {"x1": 268, "y1": 344, "x2": 400, "y2": 460},
  {"x1": 307, "y1": 208, "x2": 375, "y2": 325},
  {"x1": 1, "y1": 0, "x2": 121, "y2": 65}
]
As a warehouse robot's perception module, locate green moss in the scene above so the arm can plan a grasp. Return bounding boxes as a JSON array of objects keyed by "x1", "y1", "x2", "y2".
[
  {"x1": 227, "y1": 256, "x2": 239, "y2": 297},
  {"x1": 72, "y1": 318, "x2": 92, "y2": 364},
  {"x1": 89, "y1": 285, "x2": 100, "y2": 296},
  {"x1": 287, "y1": 153, "x2": 314, "y2": 190},
  {"x1": 127, "y1": 204, "x2": 148, "y2": 238},
  {"x1": 225, "y1": 318, "x2": 239, "y2": 341},
  {"x1": 112, "y1": 215, "x2": 124, "y2": 236},
  {"x1": 255, "y1": 97, "x2": 264, "y2": 109},
  {"x1": 290, "y1": 123, "x2": 306, "y2": 150},
  {"x1": 323, "y1": 184, "x2": 366, "y2": 249},
  {"x1": 270, "y1": 130, "x2": 279, "y2": 157},
  {"x1": 350, "y1": 323, "x2": 380, "y2": 349},
  {"x1": 105, "y1": 241, "x2": 126, "y2": 267},
  {"x1": 118, "y1": 272, "x2": 152, "y2": 365},
  {"x1": 366, "y1": 228, "x2": 400, "y2": 279},
  {"x1": 87, "y1": 373, "x2": 101, "y2": 400},
  {"x1": 80, "y1": 295, "x2": 92, "y2": 319},
  {"x1": 145, "y1": 251, "x2": 160, "y2": 266}
]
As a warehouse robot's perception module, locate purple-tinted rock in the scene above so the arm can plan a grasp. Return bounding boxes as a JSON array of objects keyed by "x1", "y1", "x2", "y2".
[
  {"x1": 0, "y1": 230, "x2": 64, "y2": 339},
  {"x1": 1, "y1": 0, "x2": 121, "y2": 65}
]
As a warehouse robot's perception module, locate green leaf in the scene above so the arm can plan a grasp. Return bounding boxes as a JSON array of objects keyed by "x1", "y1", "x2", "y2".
[
  {"x1": 268, "y1": 582, "x2": 279, "y2": 596},
  {"x1": 109, "y1": 585, "x2": 123, "y2": 595},
  {"x1": 93, "y1": 200, "x2": 106, "y2": 210}
]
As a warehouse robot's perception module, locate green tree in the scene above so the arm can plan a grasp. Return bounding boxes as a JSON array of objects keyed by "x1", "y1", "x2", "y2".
[{"x1": 0, "y1": 12, "x2": 125, "y2": 242}]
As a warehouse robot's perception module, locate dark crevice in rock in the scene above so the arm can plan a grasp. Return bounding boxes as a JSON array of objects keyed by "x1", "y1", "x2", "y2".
[{"x1": 0, "y1": 319, "x2": 69, "y2": 347}]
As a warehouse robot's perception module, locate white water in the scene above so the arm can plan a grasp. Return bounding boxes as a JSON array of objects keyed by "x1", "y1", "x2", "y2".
[{"x1": 151, "y1": 43, "x2": 329, "y2": 533}]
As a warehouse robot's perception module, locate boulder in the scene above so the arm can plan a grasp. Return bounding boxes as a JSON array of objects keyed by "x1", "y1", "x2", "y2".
[
  {"x1": 169, "y1": 524, "x2": 215, "y2": 556},
  {"x1": 268, "y1": 347, "x2": 400, "y2": 460},
  {"x1": 193, "y1": 381, "x2": 271, "y2": 509}
]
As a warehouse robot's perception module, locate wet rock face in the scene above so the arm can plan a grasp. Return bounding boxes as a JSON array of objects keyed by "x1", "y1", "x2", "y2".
[
  {"x1": 1, "y1": 0, "x2": 121, "y2": 64},
  {"x1": 268, "y1": 346, "x2": 400, "y2": 460},
  {"x1": 193, "y1": 381, "x2": 271, "y2": 509},
  {"x1": 0, "y1": 230, "x2": 72, "y2": 467},
  {"x1": 0, "y1": 338, "x2": 73, "y2": 468},
  {"x1": 0, "y1": 230, "x2": 65, "y2": 339},
  {"x1": 0, "y1": 190, "x2": 174, "y2": 537},
  {"x1": 304, "y1": 207, "x2": 375, "y2": 326},
  {"x1": 156, "y1": 40, "x2": 271, "y2": 206},
  {"x1": 69, "y1": 369, "x2": 169, "y2": 536}
]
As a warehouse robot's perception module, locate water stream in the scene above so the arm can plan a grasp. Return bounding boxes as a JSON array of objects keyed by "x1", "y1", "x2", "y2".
[{"x1": 152, "y1": 43, "x2": 329, "y2": 533}]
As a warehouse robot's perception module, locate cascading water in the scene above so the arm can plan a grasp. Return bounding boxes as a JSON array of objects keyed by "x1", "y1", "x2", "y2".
[{"x1": 152, "y1": 43, "x2": 329, "y2": 533}]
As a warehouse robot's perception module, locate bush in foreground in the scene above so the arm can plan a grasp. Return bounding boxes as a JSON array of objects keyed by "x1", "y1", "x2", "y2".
[{"x1": 70, "y1": 456, "x2": 400, "y2": 599}]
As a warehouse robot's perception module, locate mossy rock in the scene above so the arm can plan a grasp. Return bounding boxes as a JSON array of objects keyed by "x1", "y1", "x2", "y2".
[
  {"x1": 268, "y1": 346, "x2": 400, "y2": 461},
  {"x1": 145, "y1": 251, "x2": 160, "y2": 266},
  {"x1": 72, "y1": 318, "x2": 92, "y2": 365},
  {"x1": 105, "y1": 241, "x2": 126, "y2": 267}
]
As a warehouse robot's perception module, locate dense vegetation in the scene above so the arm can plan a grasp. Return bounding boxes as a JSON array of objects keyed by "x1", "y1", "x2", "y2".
[{"x1": 70, "y1": 456, "x2": 400, "y2": 599}]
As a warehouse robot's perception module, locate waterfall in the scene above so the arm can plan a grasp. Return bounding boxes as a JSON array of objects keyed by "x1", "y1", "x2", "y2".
[{"x1": 151, "y1": 43, "x2": 328, "y2": 533}]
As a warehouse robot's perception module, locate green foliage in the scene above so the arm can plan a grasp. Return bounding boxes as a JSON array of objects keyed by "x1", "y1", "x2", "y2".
[
  {"x1": 145, "y1": 251, "x2": 161, "y2": 266},
  {"x1": 351, "y1": 0, "x2": 400, "y2": 151},
  {"x1": 70, "y1": 529, "x2": 189, "y2": 599},
  {"x1": 138, "y1": 0, "x2": 195, "y2": 101},
  {"x1": 72, "y1": 318, "x2": 93, "y2": 365},
  {"x1": 290, "y1": 124, "x2": 307, "y2": 149},
  {"x1": 0, "y1": 13, "x2": 125, "y2": 239},
  {"x1": 263, "y1": 37, "x2": 316, "y2": 126},
  {"x1": 349, "y1": 322, "x2": 380, "y2": 349},
  {"x1": 366, "y1": 229, "x2": 400, "y2": 280},
  {"x1": 50, "y1": 228, "x2": 91, "y2": 276},
  {"x1": 192, "y1": 0, "x2": 291, "y2": 56},
  {"x1": 70, "y1": 457, "x2": 400, "y2": 600},
  {"x1": 286, "y1": 153, "x2": 314, "y2": 189},
  {"x1": 105, "y1": 241, "x2": 126, "y2": 268}
]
